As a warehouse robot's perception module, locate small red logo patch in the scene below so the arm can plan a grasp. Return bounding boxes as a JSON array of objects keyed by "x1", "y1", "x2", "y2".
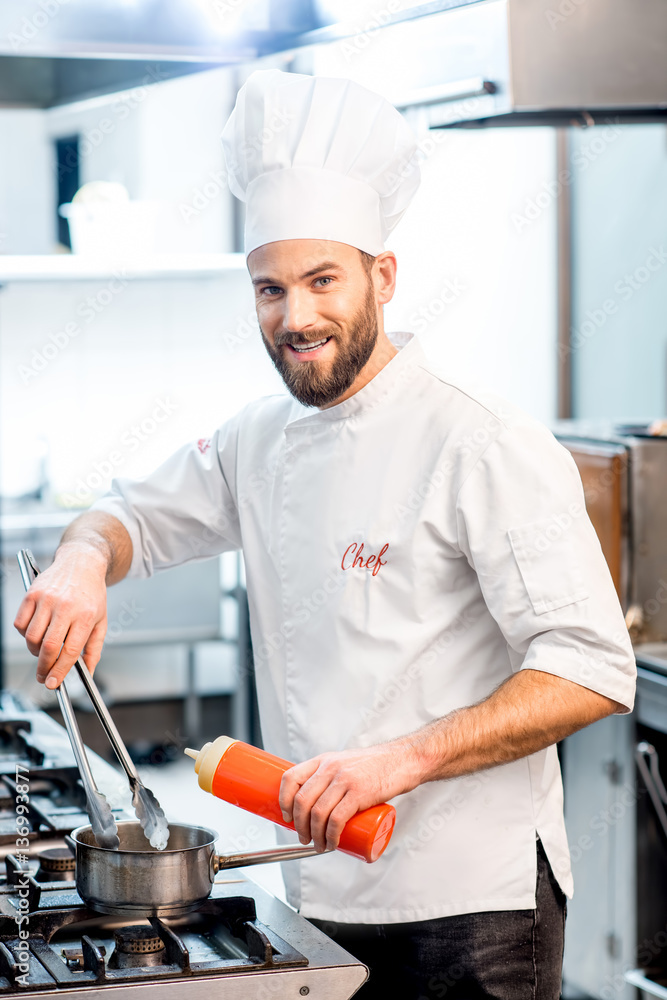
[
  {"x1": 341, "y1": 542, "x2": 389, "y2": 578},
  {"x1": 197, "y1": 438, "x2": 212, "y2": 454}
]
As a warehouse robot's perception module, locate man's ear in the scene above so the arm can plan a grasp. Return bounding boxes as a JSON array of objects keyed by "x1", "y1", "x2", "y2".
[{"x1": 373, "y1": 251, "x2": 397, "y2": 306}]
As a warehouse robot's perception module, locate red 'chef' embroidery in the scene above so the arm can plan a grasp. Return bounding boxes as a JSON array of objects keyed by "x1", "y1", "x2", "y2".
[
  {"x1": 197, "y1": 438, "x2": 212, "y2": 454},
  {"x1": 341, "y1": 542, "x2": 389, "y2": 577}
]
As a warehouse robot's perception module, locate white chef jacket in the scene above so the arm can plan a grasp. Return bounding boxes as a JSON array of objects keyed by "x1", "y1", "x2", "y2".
[{"x1": 92, "y1": 331, "x2": 636, "y2": 924}]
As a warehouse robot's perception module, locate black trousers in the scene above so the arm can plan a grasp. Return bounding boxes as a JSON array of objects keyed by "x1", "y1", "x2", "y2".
[{"x1": 309, "y1": 840, "x2": 566, "y2": 1000}]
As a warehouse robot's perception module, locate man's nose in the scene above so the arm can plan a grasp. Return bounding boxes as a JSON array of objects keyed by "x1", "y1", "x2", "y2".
[{"x1": 283, "y1": 289, "x2": 317, "y2": 332}]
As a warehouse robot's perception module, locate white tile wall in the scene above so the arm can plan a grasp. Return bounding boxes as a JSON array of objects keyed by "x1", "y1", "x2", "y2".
[
  {"x1": 0, "y1": 109, "x2": 55, "y2": 254},
  {"x1": 1, "y1": 268, "x2": 285, "y2": 501},
  {"x1": 570, "y1": 123, "x2": 667, "y2": 420},
  {"x1": 385, "y1": 125, "x2": 558, "y2": 422}
]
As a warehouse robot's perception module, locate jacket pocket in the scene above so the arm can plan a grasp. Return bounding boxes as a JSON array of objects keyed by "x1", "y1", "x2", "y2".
[{"x1": 507, "y1": 518, "x2": 590, "y2": 616}]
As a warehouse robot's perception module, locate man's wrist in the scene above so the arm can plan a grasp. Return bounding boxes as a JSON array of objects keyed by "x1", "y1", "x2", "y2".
[
  {"x1": 389, "y1": 729, "x2": 444, "y2": 792},
  {"x1": 56, "y1": 537, "x2": 112, "y2": 578},
  {"x1": 389, "y1": 710, "x2": 464, "y2": 789}
]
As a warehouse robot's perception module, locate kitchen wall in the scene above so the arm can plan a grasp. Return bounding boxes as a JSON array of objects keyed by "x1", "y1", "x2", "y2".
[
  {"x1": 385, "y1": 124, "x2": 557, "y2": 421},
  {"x1": 570, "y1": 123, "x2": 667, "y2": 421},
  {"x1": 0, "y1": 109, "x2": 53, "y2": 254},
  {"x1": 0, "y1": 265, "x2": 284, "y2": 501}
]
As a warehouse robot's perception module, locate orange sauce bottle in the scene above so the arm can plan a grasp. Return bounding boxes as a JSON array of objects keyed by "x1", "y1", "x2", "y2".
[{"x1": 185, "y1": 737, "x2": 395, "y2": 863}]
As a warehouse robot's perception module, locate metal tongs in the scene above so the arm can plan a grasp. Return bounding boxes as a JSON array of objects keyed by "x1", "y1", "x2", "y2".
[{"x1": 17, "y1": 550, "x2": 170, "y2": 852}]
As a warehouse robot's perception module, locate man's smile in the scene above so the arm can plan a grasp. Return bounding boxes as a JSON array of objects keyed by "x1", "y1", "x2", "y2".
[{"x1": 284, "y1": 336, "x2": 333, "y2": 361}]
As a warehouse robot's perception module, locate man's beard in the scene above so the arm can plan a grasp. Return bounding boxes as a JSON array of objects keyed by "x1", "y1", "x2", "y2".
[{"x1": 260, "y1": 284, "x2": 379, "y2": 408}]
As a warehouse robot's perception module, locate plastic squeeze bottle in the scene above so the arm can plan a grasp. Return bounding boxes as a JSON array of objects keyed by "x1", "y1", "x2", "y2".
[{"x1": 184, "y1": 736, "x2": 396, "y2": 863}]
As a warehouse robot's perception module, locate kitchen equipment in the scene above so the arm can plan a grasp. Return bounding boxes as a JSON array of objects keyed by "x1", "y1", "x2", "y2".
[
  {"x1": 70, "y1": 661, "x2": 170, "y2": 851},
  {"x1": 16, "y1": 551, "x2": 119, "y2": 851},
  {"x1": 185, "y1": 736, "x2": 396, "y2": 863},
  {"x1": 69, "y1": 820, "x2": 321, "y2": 918},
  {"x1": 45, "y1": 682, "x2": 120, "y2": 852},
  {"x1": 553, "y1": 422, "x2": 667, "y2": 998},
  {"x1": 16, "y1": 549, "x2": 169, "y2": 851},
  {"x1": 623, "y1": 731, "x2": 667, "y2": 998},
  {"x1": 4, "y1": 0, "x2": 667, "y2": 126},
  {"x1": 636, "y1": 741, "x2": 667, "y2": 840},
  {"x1": 0, "y1": 689, "x2": 128, "y2": 860},
  {"x1": 386, "y1": 0, "x2": 667, "y2": 128},
  {"x1": 0, "y1": 694, "x2": 367, "y2": 997},
  {"x1": 554, "y1": 423, "x2": 667, "y2": 646}
]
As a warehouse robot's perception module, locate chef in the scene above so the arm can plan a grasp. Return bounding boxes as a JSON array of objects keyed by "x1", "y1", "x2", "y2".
[{"x1": 16, "y1": 70, "x2": 636, "y2": 999}]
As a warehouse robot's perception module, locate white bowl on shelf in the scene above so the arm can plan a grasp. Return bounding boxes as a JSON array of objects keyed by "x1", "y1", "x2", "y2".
[{"x1": 59, "y1": 201, "x2": 161, "y2": 258}]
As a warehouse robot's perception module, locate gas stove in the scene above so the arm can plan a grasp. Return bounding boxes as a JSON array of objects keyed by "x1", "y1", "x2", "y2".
[
  {"x1": 0, "y1": 693, "x2": 367, "y2": 998},
  {"x1": 0, "y1": 856, "x2": 367, "y2": 997}
]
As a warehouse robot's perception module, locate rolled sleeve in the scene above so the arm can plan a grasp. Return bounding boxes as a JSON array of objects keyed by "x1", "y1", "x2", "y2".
[
  {"x1": 455, "y1": 420, "x2": 636, "y2": 713},
  {"x1": 91, "y1": 415, "x2": 243, "y2": 579}
]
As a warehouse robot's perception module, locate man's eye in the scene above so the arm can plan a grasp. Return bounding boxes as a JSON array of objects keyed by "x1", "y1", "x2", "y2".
[
  {"x1": 261, "y1": 286, "x2": 282, "y2": 296},
  {"x1": 314, "y1": 277, "x2": 333, "y2": 287}
]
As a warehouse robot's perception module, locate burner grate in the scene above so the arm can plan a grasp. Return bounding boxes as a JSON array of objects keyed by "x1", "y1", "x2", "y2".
[
  {"x1": 0, "y1": 938, "x2": 56, "y2": 991},
  {"x1": 0, "y1": 891, "x2": 309, "y2": 989}
]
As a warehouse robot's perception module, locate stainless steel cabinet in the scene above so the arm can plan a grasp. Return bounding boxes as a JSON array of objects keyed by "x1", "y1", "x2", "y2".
[{"x1": 562, "y1": 714, "x2": 637, "y2": 1000}]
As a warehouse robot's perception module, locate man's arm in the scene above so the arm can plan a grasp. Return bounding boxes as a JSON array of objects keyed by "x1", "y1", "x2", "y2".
[
  {"x1": 13, "y1": 512, "x2": 132, "y2": 689},
  {"x1": 279, "y1": 668, "x2": 619, "y2": 853}
]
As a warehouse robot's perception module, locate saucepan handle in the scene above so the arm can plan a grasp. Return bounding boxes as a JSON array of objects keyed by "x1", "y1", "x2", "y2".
[{"x1": 213, "y1": 843, "x2": 322, "y2": 873}]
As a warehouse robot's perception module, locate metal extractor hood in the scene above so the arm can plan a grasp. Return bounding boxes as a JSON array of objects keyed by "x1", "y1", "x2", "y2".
[
  {"x1": 1, "y1": 0, "x2": 666, "y2": 124},
  {"x1": 303, "y1": 0, "x2": 667, "y2": 128},
  {"x1": 0, "y1": 0, "x2": 317, "y2": 108}
]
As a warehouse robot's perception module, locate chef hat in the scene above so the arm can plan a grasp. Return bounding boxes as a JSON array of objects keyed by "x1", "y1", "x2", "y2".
[{"x1": 221, "y1": 69, "x2": 421, "y2": 258}]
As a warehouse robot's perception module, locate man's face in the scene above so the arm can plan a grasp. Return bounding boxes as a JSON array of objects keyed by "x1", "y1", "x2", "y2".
[{"x1": 248, "y1": 240, "x2": 380, "y2": 408}]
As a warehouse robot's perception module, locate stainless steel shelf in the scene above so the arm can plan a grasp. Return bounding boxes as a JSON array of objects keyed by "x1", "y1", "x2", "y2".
[{"x1": 0, "y1": 254, "x2": 246, "y2": 283}]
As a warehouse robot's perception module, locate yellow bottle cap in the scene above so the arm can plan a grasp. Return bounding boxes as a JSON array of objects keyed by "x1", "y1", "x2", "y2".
[{"x1": 184, "y1": 736, "x2": 236, "y2": 793}]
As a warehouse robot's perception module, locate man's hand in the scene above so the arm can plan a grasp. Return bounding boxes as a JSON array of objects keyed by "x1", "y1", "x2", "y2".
[
  {"x1": 279, "y1": 743, "x2": 424, "y2": 853},
  {"x1": 13, "y1": 512, "x2": 132, "y2": 689},
  {"x1": 278, "y1": 669, "x2": 620, "y2": 854},
  {"x1": 14, "y1": 544, "x2": 108, "y2": 689}
]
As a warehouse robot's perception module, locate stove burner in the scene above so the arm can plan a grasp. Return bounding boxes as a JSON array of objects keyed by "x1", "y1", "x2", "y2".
[
  {"x1": 115, "y1": 925, "x2": 165, "y2": 954},
  {"x1": 109, "y1": 925, "x2": 167, "y2": 969},
  {"x1": 36, "y1": 848, "x2": 76, "y2": 883}
]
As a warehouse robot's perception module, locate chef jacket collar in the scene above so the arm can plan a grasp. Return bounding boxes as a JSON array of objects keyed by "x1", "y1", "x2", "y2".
[{"x1": 285, "y1": 331, "x2": 425, "y2": 428}]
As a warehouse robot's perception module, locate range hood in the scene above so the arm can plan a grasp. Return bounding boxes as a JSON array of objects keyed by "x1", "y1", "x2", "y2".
[
  {"x1": 0, "y1": 0, "x2": 314, "y2": 108},
  {"x1": 2, "y1": 0, "x2": 666, "y2": 124},
  {"x1": 305, "y1": 0, "x2": 667, "y2": 128}
]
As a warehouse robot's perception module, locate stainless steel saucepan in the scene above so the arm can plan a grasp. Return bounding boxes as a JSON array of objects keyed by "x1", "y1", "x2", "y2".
[{"x1": 69, "y1": 821, "x2": 320, "y2": 916}]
